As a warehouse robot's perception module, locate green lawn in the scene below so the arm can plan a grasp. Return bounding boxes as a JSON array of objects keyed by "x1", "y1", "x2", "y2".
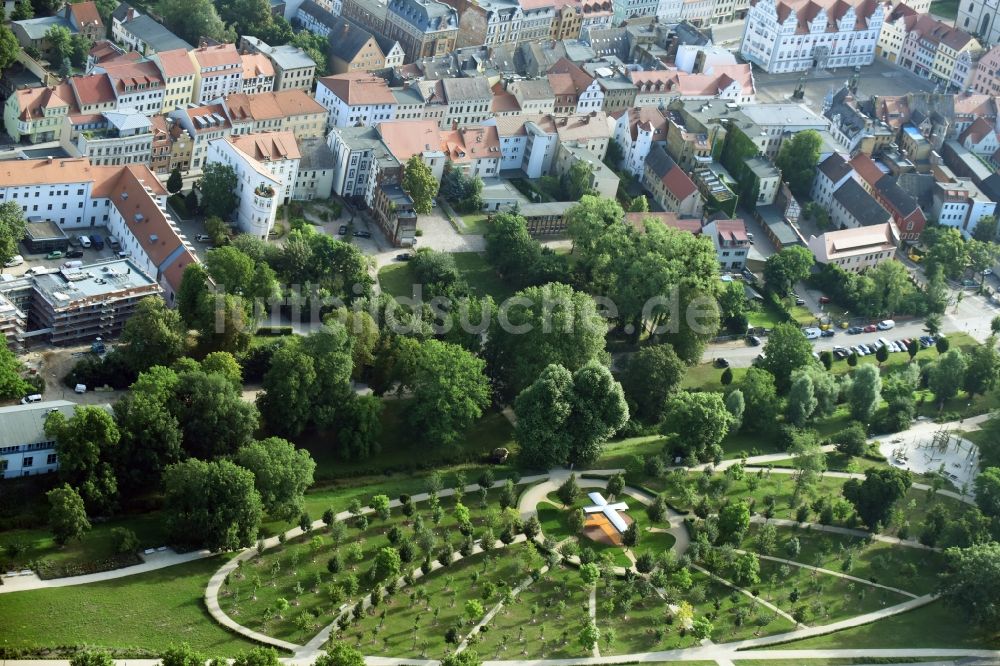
[
  {"x1": 230, "y1": 489, "x2": 513, "y2": 644},
  {"x1": 772, "y1": 600, "x2": 1000, "y2": 649},
  {"x1": 459, "y1": 213, "x2": 490, "y2": 235},
  {"x1": 681, "y1": 364, "x2": 747, "y2": 392},
  {"x1": 597, "y1": 435, "x2": 668, "y2": 469},
  {"x1": 341, "y1": 544, "x2": 533, "y2": 658},
  {"x1": 0, "y1": 511, "x2": 168, "y2": 576},
  {"x1": 0, "y1": 556, "x2": 257, "y2": 657},
  {"x1": 633, "y1": 529, "x2": 676, "y2": 557},
  {"x1": 740, "y1": 524, "x2": 943, "y2": 596},
  {"x1": 473, "y1": 562, "x2": 591, "y2": 659},
  {"x1": 377, "y1": 252, "x2": 514, "y2": 302}
]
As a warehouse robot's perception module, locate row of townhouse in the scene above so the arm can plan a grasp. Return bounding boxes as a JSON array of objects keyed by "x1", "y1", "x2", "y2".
[
  {"x1": 877, "y1": 4, "x2": 983, "y2": 90},
  {"x1": 4, "y1": 40, "x2": 315, "y2": 144}
]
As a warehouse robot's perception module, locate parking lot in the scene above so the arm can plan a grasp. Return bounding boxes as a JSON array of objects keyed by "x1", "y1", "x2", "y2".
[{"x1": 3, "y1": 227, "x2": 126, "y2": 278}]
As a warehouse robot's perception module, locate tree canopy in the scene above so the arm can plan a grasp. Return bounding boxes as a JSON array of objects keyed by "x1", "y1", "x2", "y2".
[
  {"x1": 46, "y1": 406, "x2": 120, "y2": 514},
  {"x1": 401, "y1": 155, "x2": 438, "y2": 215},
  {"x1": 763, "y1": 246, "x2": 814, "y2": 296},
  {"x1": 842, "y1": 467, "x2": 912, "y2": 529},
  {"x1": 760, "y1": 322, "x2": 816, "y2": 392},
  {"x1": 235, "y1": 437, "x2": 316, "y2": 521},
  {"x1": 515, "y1": 361, "x2": 628, "y2": 468},
  {"x1": 661, "y1": 391, "x2": 733, "y2": 463},
  {"x1": 775, "y1": 130, "x2": 822, "y2": 197},
  {"x1": 620, "y1": 344, "x2": 685, "y2": 423},
  {"x1": 939, "y1": 542, "x2": 1000, "y2": 628},
  {"x1": 198, "y1": 163, "x2": 239, "y2": 221},
  {"x1": 163, "y1": 458, "x2": 263, "y2": 551}
]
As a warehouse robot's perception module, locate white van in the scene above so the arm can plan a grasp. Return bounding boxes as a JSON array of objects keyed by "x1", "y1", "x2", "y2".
[
  {"x1": 63, "y1": 260, "x2": 83, "y2": 269},
  {"x1": 21, "y1": 394, "x2": 42, "y2": 404},
  {"x1": 78, "y1": 235, "x2": 92, "y2": 248},
  {"x1": 877, "y1": 319, "x2": 896, "y2": 330},
  {"x1": 4, "y1": 255, "x2": 23, "y2": 267},
  {"x1": 74, "y1": 384, "x2": 87, "y2": 394}
]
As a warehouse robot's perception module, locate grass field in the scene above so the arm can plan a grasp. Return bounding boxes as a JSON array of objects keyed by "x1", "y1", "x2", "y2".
[
  {"x1": 377, "y1": 252, "x2": 514, "y2": 302},
  {"x1": 0, "y1": 556, "x2": 256, "y2": 657},
  {"x1": 772, "y1": 600, "x2": 1000, "y2": 650}
]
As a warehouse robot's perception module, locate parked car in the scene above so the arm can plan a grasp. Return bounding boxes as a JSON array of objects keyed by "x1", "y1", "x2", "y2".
[
  {"x1": 877, "y1": 319, "x2": 896, "y2": 330},
  {"x1": 195, "y1": 234, "x2": 211, "y2": 242},
  {"x1": 20, "y1": 394, "x2": 42, "y2": 404},
  {"x1": 833, "y1": 347, "x2": 849, "y2": 359},
  {"x1": 820, "y1": 329, "x2": 835, "y2": 337},
  {"x1": 746, "y1": 334, "x2": 762, "y2": 346},
  {"x1": 984, "y1": 268, "x2": 993, "y2": 276},
  {"x1": 74, "y1": 384, "x2": 87, "y2": 394},
  {"x1": 863, "y1": 324, "x2": 878, "y2": 333},
  {"x1": 78, "y1": 235, "x2": 92, "y2": 248},
  {"x1": 4, "y1": 255, "x2": 23, "y2": 267},
  {"x1": 803, "y1": 327, "x2": 822, "y2": 340},
  {"x1": 395, "y1": 253, "x2": 412, "y2": 261},
  {"x1": 819, "y1": 295, "x2": 831, "y2": 304},
  {"x1": 91, "y1": 234, "x2": 104, "y2": 250},
  {"x1": 338, "y1": 225, "x2": 348, "y2": 235},
  {"x1": 852, "y1": 346, "x2": 866, "y2": 356},
  {"x1": 714, "y1": 358, "x2": 730, "y2": 368},
  {"x1": 920, "y1": 336, "x2": 936, "y2": 347},
  {"x1": 45, "y1": 250, "x2": 64, "y2": 259},
  {"x1": 65, "y1": 249, "x2": 83, "y2": 258},
  {"x1": 63, "y1": 260, "x2": 83, "y2": 269},
  {"x1": 847, "y1": 326, "x2": 863, "y2": 335},
  {"x1": 961, "y1": 279, "x2": 977, "y2": 287},
  {"x1": 108, "y1": 235, "x2": 121, "y2": 250},
  {"x1": 117, "y1": 251, "x2": 131, "y2": 259},
  {"x1": 353, "y1": 230, "x2": 372, "y2": 238}
]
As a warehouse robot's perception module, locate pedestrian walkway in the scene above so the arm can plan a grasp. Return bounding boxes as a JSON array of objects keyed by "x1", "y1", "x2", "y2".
[{"x1": 0, "y1": 547, "x2": 212, "y2": 594}]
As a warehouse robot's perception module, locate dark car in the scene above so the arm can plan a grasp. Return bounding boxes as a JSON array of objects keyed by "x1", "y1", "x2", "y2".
[
  {"x1": 353, "y1": 230, "x2": 372, "y2": 238},
  {"x1": 746, "y1": 334, "x2": 762, "y2": 346},
  {"x1": 338, "y1": 225, "x2": 348, "y2": 235},
  {"x1": 821, "y1": 329, "x2": 835, "y2": 337},
  {"x1": 65, "y1": 249, "x2": 84, "y2": 258},
  {"x1": 713, "y1": 358, "x2": 730, "y2": 368},
  {"x1": 847, "y1": 326, "x2": 863, "y2": 334},
  {"x1": 395, "y1": 253, "x2": 412, "y2": 261},
  {"x1": 833, "y1": 348, "x2": 849, "y2": 359}
]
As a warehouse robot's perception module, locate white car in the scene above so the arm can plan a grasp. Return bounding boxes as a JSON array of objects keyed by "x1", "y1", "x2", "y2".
[
  {"x1": 4, "y1": 255, "x2": 23, "y2": 267},
  {"x1": 877, "y1": 319, "x2": 896, "y2": 330},
  {"x1": 803, "y1": 327, "x2": 822, "y2": 340}
]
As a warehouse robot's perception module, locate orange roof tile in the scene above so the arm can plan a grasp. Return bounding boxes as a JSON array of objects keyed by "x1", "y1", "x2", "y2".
[
  {"x1": 438, "y1": 126, "x2": 500, "y2": 164},
  {"x1": 154, "y1": 48, "x2": 196, "y2": 78},
  {"x1": 68, "y1": 1, "x2": 103, "y2": 30},
  {"x1": 192, "y1": 43, "x2": 241, "y2": 70},
  {"x1": 849, "y1": 152, "x2": 885, "y2": 187},
  {"x1": 229, "y1": 131, "x2": 300, "y2": 161},
  {"x1": 70, "y1": 73, "x2": 116, "y2": 106},
  {"x1": 14, "y1": 83, "x2": 79, "y2": 120},
  {"x1": 317, "y1": 73, "x2": 396, "y2": 106},
  {"x1": 224, "y1": 89, "x2": 326, "y2": 121},
  {"x1": 241, "y1": 53, "x2": 275, "y2": 80},
  {"x1": 377, "y1": 119, "x2": 442, "y2": 162}
]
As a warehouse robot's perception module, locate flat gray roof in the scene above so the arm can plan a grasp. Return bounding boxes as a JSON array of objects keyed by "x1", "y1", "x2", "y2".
[
  {"x1": 33, "y1": 259, "x2": 158, "y2": 306},
  {"x1": 0, "y1": 400, "x2": 76, "y2": 449},
  {"x1": 25, "y1": 219, "x2": 68, "y2": 241}
]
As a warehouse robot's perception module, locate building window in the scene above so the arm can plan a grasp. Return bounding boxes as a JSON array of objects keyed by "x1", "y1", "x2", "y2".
[{"x1": 22, "y1": 456, "x2": 33, "y2": 468}]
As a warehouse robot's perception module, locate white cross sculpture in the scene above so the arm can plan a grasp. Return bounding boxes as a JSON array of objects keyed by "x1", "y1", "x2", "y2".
[{"x1": 583, "y1": 491, "x2": 630, "y2": 534}]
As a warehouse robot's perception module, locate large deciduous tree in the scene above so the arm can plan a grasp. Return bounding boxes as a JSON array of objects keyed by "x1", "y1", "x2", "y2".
[
  {"x1": 929, "y1": 349, "x2": 967, "y2": 408},
  {"x1": 760, "y1": 322, "x2": 816, "y2": 392},
  {"x1": 0, "y1": 344, "x2": 30, "y2": 400},
  {"x1": 163, "y1": 458, "x2": 263, "y2": 551},
  {"x1": 847, "y1": 364, "x2": 882, "y2": 423},
  {"x1": 775, "y1": 130, "x2": 822, "y2": 197},
  {"x1": 401, "y1": 155, "x2": 438, "y2": 215},
  {"x1": 763, "y1": 246, "x2": 814, "y2": 297},
  {"x1": 117, "y1": 297, "x2": 186, "y2": 376},
  {"x1": 486, "y1": 282, "x2": 607, "y2": 401},
  {"x1": 963, "y1": 338, "x2": 1000, "y2": 398},
  {"x1": 258, "y1": 344, "x2": 317, "y2": 438},
  {"x1": 405, "y1": 339, "x2": 490, "y2": 447},
  {"x1": 973, "y1": 467, "x2": 1000, "y2": 518},
  {"x1": 938, "y1": 542, "x2": 1000, "y2": 628},
  {"x1": 235, "y1": 437, "x2": 316, "y2": 521},
  {"x1": 0, "y1": 201, "x2": 27, "y2": 268},
  {"x1": 661, "y1": 391, "x2": 733, "y2": 463},
  {"x1": 515, "y1": 362, "x2": 627, "y2": 468},
  {"x1": 158, "y1": 0, "x2": 233, "y2": 45},
  {"x1": 45, "y1": 406, "x2": 120, "y2": 514},
  {"x1": 198, "y1": 163, "x2": 239, "y2": 221},
  {"x1": 738, "y1": 367, "x2": 779, "y2": 433},
  {"x1": 47, "y1": 483, "x2": 91, "y2": 545},
  {"x1": 112, "y1": 391, "x2": 183, "y2": 495},
  {"x1": 620, "y1": 344, "x2": 685, "y2": 423},
  {"x1": 484, "y1": 211, "x2": 542, "y2": 284},
  {"x1": 842, "y1": 467, "x2": 912, "y2": 530}
]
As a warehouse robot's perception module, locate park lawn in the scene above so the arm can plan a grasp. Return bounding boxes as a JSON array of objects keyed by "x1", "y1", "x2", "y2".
[
  {"x1": 232, "y1": 489, "x2": 510, "y2": 644},
  {"x1": 0, "y1": 556, "x2": 257, "y2": 657},
  {"x1": 753, "y1": 558, "x2": 911, "y2": 625},
  {"x1": 376, "y1": 252, "x2": 513, "y2": 302},
  {"x1": 459, "y1": 212, "x2": 490, "y2": 235},
  {"x1": 741, "y1": 525, "x2": 943, "y2": 596},
  {"x1": 930, "y1": 0, "x2": 959, "y2": 18},
  {"x1": 296, "y1": 400, "x2": 515, "y2": 482},
  {"x1": 0, "y1": 510, "x2": 168, "y2": 574},
  {"x1": 474, "y1": 562, "x2": 591, "y2": 659},
  {"x1": 772, "y1": 600, "x2": 1000, "y2": 650},
  {"x1": 598, "y1": 435, "x2": 668, "y2": 469},
  {"x1": 344, "y1": 545, "x2": 529, "y2": 658},
  {"x1": 633, "y1": 529, "x2": 676, "y2": 557},
  {"x1": 681, "y1": 363, "x2": 747, "y2": 392},
  {"x1": 537, "y1": 502, "x2": 575, "y2": 543}
]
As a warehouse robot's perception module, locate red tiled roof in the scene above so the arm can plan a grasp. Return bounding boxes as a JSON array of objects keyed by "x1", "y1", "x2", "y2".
[
  {"x1": 68, "y1": 1, "x2": 103, "y2": 30},
  {"x1": 14, "y1": 83, "x2": 79, "y2": 120},
  {"x1": 317, "y1": 73, "x2": 396, "y2": 106},
  {"x1": 70, "y1": 73, "x2": 116, "y2": 107},
  {"x1": 849, "y1": 153, "x2": 885, "y2": 187}
]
